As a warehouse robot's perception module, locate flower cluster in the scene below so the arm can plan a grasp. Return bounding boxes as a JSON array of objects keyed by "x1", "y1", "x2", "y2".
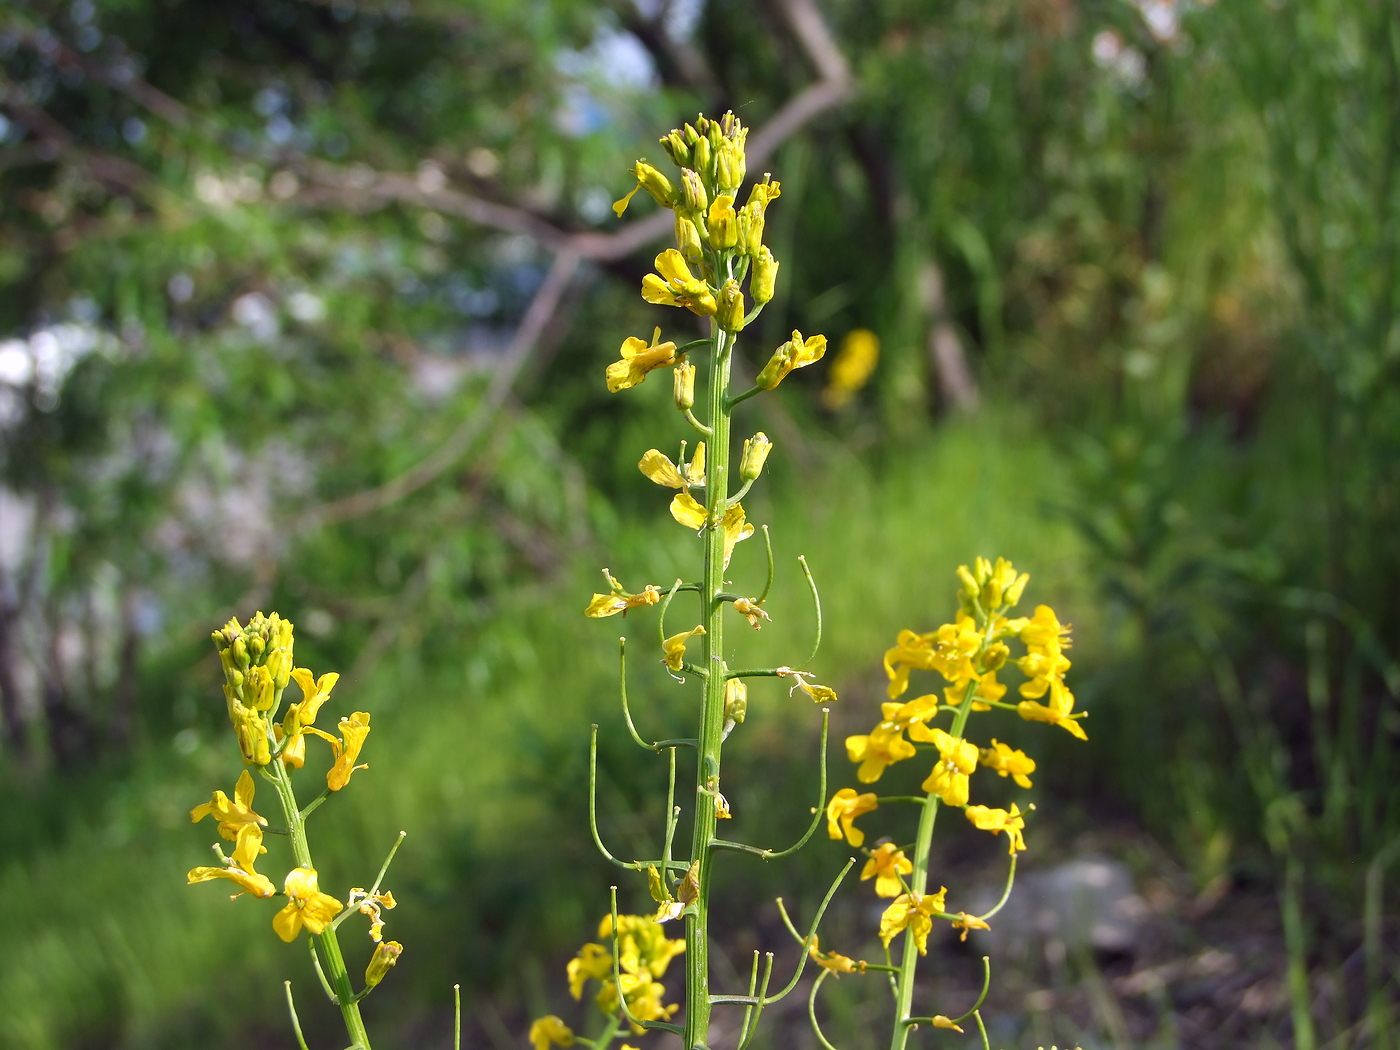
[
  {"x1": 531, "y1": 914, "x2": 686, "y2": 1047},
  {"x1": 822, "y1": 558, "x2": 1085, "y2": 970},
  {"x1": 188, "y1": 613, "x2": 402, "y2": 1037}
]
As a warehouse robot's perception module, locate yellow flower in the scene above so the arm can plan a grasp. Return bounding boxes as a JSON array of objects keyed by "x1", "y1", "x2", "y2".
[
  {"x1": 964, "y1": 802, "x2": 1028, "y2": 854},
  {"x1": 364, "y1": 940, "x2": 403, "y2": 989},
  {"x1": 638, "y1": 443, "x2": 705, "y2": 489},
  {"x1": 349, "y1": 886, "x2": 398, "y2": 942},
  {"x1": 950, "y1": 912, "x2": 991, "y2": 942},
  {"x1": 1020, "y1": 604, "x2": 1070, "y2": 651},
  {"x1": 846, "y1": 722, "x2": 916, "y2": 783},
  {"x1": 745, "y1": 179, "x2": 782, "y2": 210},
  {"x1": 807, "y1": 936, "x2": 864, "y2": 975},
  {"x1": 308, "y1": 712, "x2": 371, "y2": 791},
  {"x1": 189, "y1": 769, "x2": 267, "y2": 841},
  {"x1": 931, "y1": 1015, "x2": 964, "y2": 1033},
  {"x1": 187, "y1": 822, "x2": 276, "y2": 899},
  {"x1": 641, "y1": 249, "x2": 717, "y2": 316},
  {"x1": 669, "y1": 496, "x2": 755, "y2": 568},
  {"x1": 878, "y1": 888, "x2": 947, "y2": 954},
  {"x1": 825, "y1": 788, "x2": 879, "y2": 846},
  {"x1": 279, "y1": 668, "x2": 339, "y2": 768},
  {"x1": 731, "y1": 596, "x2": 771, "y2": 629},
  {"x1": 755, "y1": 329, "x2": 827, "y2": 389},
  {"x1": 598, "y1": 913, "x2": 685, "y2": 979},
  {"x1": 585, "y1": 569, "x2": 662, "y2": 618},
  {"x1": 606, "y1": 327, "x2": 679, "y2": 392},
  {"x1": 567, "y1": 942, "x2": 612, "y2": 999},
  {"x1": 780, "y1": 667, "x2": 838, "y2": 704},
  {"x1": 883, "y1": 617, "x2": 983, "y2": 698},
  {"x1": 273, "y1": 866, "x2": 345, "y2": 942},
  {"x1": 821, "y1": 328, "x2": 880, "y2": 409},
  {"x1": 861, "y1": 843, "x2": 913, "y2": 898},
  {"x1": 529, "y1": 1015, "x2": 576, "y2": 1050},
  {"x1": 980, "y1": 739, "x2": 1035, "y2": 788},
  {"x1": 917, "y1": 728, "x2": 978, "y2": 807},
  {"x1": 1016, "y1": 681, "x2": 1087, "y2": 740},
  {"x1": 228, "y1": 700, "x2": 272, "y2": 766},
  {"x1": 707, "y1": 194, "x2": 738, "y2": 249},
  {"x1": 612, "y1": 159, "x2": 677, "y2": 216},
  {"x1": 661, "y1": 625, "x2": 705, "y2": 672}
]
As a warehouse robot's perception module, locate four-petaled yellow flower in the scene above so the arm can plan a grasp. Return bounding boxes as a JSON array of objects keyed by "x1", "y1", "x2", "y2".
[
  {"x1": 585, "y1": 570, "x2": 662, "y2": 619},
  {"x1": 964, "y1": 802, "x2": 1027, "y2": 854},
  {"x1": 638, "y1": 443, "x2": 705, "y2": 489},
  {"x1": 641, "y1": 249, "x2": 717, "y2": 316},
  {"x1": 279, "y1": 668, "x2": 339, "y2": 769},
  {"x1": 187, "y1": 822, "x2": 276, "y2": 899},
  {"x1": 980, "y1": 739, "x2": 1035, "y2": 788},
  {"x1": 755, "y1": 329, "x2": 827, "y2": 389},
  {"x1": 669, "y1": 494, "x2": 754, "y2": 568},
  {"x1": 878, "y1": 887, "x2": 947, "y2": 954},
  {"x1": 273, "y1": 866, "x2": 345, "y2": 942},
  {"x1": 189, "y1": 769, "x2": 267, "y2": 840},
  {"x1": 529, "y1": 1015, "x2": 576, "y2": 1050},
  {"x1": 846, "y1": 722, "x2": 916, "y2": 783},
  {"x1": 607, "y1": 326, "x2": 679, "y2": 392},
  {"x1": 825, "y1": 788, "x2": 879, "y2": 846},
  {"x1": 861, "y1": 842, "x2": 913, "y2": 898},
  {"x1": 916, "y1": 727, "x2": 978, "y2": 807},
  {"x1": 661, "y1": 625, "x2": 705, "y2": 672},
  {"x1": 883, "y1": 617, "x2": 983, "y2": 699}
]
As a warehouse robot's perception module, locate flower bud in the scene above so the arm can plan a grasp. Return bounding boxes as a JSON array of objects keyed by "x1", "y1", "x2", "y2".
[
  {"x1": 692, "y1": 136, "x2": 713, "y2": 184},
  {"x1": 707, "y1": 195, "x2": 738, "y2": 250},
  {"x1": 661, "y1": 130, "x2": 690, "y2": 168},
  {"x1": 1005, "y1": 572, "x2": 1029, "y2": 608},
  {"x1": 739, "y1": 202, "x2": 765, "y2": 255},
  {"x1": 683, "y1": 121, "x2": 701, "y2": 146},
  {"x1": 680, "y1": 168, "x2": 708, "y2": 213},
  {"x1": 673, "y1": 360, "x2": 696, "y2": 411},
  {"x1": 717, "y1": 279, "x2": 746, "y2": 332},
  {"x1": 364, "y1": 940, "x2": 403, "y2": 989},
  {"x1": 635, "y1": 161, "x2": 677, "y2": 208},
  {"x1": 750, "y1": 246, "x2": 778, "y2": 305},
  {"x1": 716, "y1": 139, "x2": 745, "y2": 195},
  {"x1": 723, "y1": 678, "x2": 747, "y2": 739},
  {"x1": 675, "y1": 214, "x2": 704, "y2": 263},
  {"x1": 978, "y1": 642, "x2": 1009, "y2": 673},
  {"x1": 739, "y1": 432, "x2": 772, "y2": 481}
]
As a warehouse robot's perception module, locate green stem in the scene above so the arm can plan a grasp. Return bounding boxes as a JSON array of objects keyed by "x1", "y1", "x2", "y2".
[
  {"x1": 270, "y1": 760, "x2": 373, "y2": 1050},
  {"x1": 685, "y1": 314, "x2": 734, "y2": 1050},
  {"x1": 886, "y1": 622, "x2": 995, "y2": 1050}
]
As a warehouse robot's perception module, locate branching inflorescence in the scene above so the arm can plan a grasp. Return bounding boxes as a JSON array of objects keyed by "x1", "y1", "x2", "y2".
[{"x1": 809, "y1": 558, "x2": 1087, "y2": 1050}]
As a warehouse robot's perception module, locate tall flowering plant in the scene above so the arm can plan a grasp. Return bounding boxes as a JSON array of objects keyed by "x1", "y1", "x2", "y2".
[{"x1": 529, "y1": 112, "x2": 842, "y2": 1050}]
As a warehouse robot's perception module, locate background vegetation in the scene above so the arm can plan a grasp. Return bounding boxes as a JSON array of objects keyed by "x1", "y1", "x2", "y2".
[{"x1": 1, "y1": 0, "x2": 1396, "y2": 1047}]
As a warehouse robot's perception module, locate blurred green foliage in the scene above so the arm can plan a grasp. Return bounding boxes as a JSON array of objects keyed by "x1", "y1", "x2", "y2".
[{"x1": 1, "y1": 0, "x2": 1397, "y2": 1046}]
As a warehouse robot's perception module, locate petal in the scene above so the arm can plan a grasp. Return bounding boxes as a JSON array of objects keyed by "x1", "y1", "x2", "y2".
[
  {"x1": 670, "y1": 493, "x2": 707, "y2": 530},
  {"x1": 273, "y1": 903, "x2": 303, "y2": 942}
]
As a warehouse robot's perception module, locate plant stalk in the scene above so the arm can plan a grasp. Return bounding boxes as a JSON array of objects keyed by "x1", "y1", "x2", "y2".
[
  {"x1": 270, "y1": 760, "x2": 373, "y2": 1050},
  {"x1": 685, "y1": 316, "x2": 734, "y2": 1050}
]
